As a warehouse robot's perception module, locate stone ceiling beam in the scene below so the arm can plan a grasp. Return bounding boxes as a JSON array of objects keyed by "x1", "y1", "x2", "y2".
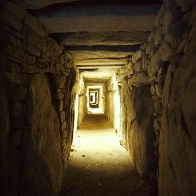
[
  {"x1": 67, "y1": 45, "x2": 139, "y2": 64},
  {"x1": 77, "y1": 64, "x2": 125, "y2": 69},
  {"x1": 15, "y1": 0, "x2": 161, "y2": 9},
  {"x1": 15, "y1": 0, "x2": 78, "y2": 9},
  {"x1": 67, "y1": 45, "x2": 139, "y2": 59},
  {"x1": 66, "y1": 45, "x2": 140, "y2": 52},
  {"x1": 54, "y1": 32, "x2": 150, "y2": 46},
  {"x1": 36, "y1": 5, "x2": 160, "y2": 33}
]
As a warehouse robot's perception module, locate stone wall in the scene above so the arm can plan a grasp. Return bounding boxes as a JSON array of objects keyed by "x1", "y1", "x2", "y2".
[
  {"x1": 119, "y1": 0, "x2": 196, "y2": 194},
  {"x1": 117, "y1": 64, "x2": 155, "y2": 191},
  {"x1": 105, "y1": 74, "x2": 121, "y2": 132},
  {"x1": 0, "y1": 2, "x2": 76, "y2": 195},
  {"x1": 77, "y1": 77, "x2": 86, "y2": 127}
]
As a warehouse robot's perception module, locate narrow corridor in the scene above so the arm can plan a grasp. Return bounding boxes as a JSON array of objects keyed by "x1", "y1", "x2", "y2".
[
  {"x1": 62, "y1": 115, "x2": 150, "y2": 196},
  {"x1": 1, "y1": 1, "x2": 196, "y2": 195}
]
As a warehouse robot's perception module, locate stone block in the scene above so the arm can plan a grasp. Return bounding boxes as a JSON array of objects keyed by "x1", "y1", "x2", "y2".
[
  {"x1": 56, "y1": 89, "x2": 64, "y2": 100},
  {"x1": 155, "y1": 84, "x2": 163, "y2": 97},
  {"x1": 154, "y1": 4, "x2": 165, "y2": 27},
  {"x1": 142, "y1": 56, "x2": 148, "y2": 70},
  {"x1": 133, "y1": 60, "x2": 143, "y2": 73},
  {"x1": 127, "y1": 87, "x2": 154, "y2": 177},
  {"x1": 165, "y1": 21, "x2": 187, "y2": 49},
  {"x1": 151, "y1": 85, "x2": 156, "y2": 95},
  {"x1": 62, "y1": 121, "x2": 66, "y2": 131},
  {"x1": 147, "y1": 51, "x2": 163, "y2": 77},
  {"x1": 154, "y1": 27, "x2": 164, "y2": 47},
  {"x1": 63, "y1": 129, "x2": 68, "y2": 140},
  {"x1": 153, "y1": 118, "x2": 161, "y2": 130},
  {"x1": 25, "y1": 27, "x2": 47, "y2": 52},
  {"x1": 54, "y1": 100, "x2": 64, "y2": 112},
  {"x1": 153, "y1": 112, "x2": 158, "y2": 117},
  {"x1": 128, "y1": 72, "x2": 152, "y2": 87},
  {"x1": 160, "y1": 41, "x2": 175, "y2": 62},
  {"x1": 41, "y1": 52, "x2": 50, "y2": 62},
  {"x1": 46, "y1": 65, "x2": 56, "y2": 74},
  {"x1": 65, "y1": 68, "x2": 71, "y2": 74},
  {"x1": 27, "y1": 44, "x2": 41, "y2": 56},
  {"x1": 23, "y1": 53, "x2": 36, "y2": 65},
  {"x1": 60, "y1": 111, "x2": 65, "y2": 124},
  {"x1": 10, "y1": 102, "x2": 25, "y2": 129},
  {"x1": 59, "y1": 54, "x2": 65, "y2": 65},
  {"x1": 58, "y1": 75, "x2": 67, "y2": 89},
  {"x1": 47, "y1": 38, "x2": 63, "y2": 56},
  {"x1": 118, "y1": 67, "x2": 129, "y2": 80},
  {"x1": 154, "y1": 101, "x2": 162, "y2": 115},
  {"x1": 177, "y1": 39, "x2": 187, "y2": 53},
  {"x1": 26, "y1": 74, "x2": 64, "y2": 194},
  {"x1": 62, "y1": 138, "x2": 67, "y2": 148},
  {"x1": 56, "y1": 64, "x2": 65, "y2": 73},
  {"x1": 59, "y1": 100, "x2": 64, "y2": 112},
  {"x1": 132, "y1": 50, "x2": 143, "y2": 63},
  {"x1": 24, "y1": 14, "x2": 46, "y2": 38},
  {"x1": 146, "y1": 42, "x2": 156, "y2": 59}
]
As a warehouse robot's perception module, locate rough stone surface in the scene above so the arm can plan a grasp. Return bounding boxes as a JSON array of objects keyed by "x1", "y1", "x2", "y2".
[
  {"x1": 147, "y1": 51, "x2": 163, "y2": 77},
  {"x1": 122, "y1": 1, "x2": 196, "y2": 195},
  {"x1": 159, "y1": 41, "x2": 175, "y2": 62},
  {"x1": 22, "y1": 74, "x2": 63, "y2": 195},
  {"x1": 127, "y1": 87, "x2": 154, "y2": 177},
  {"x1": 159, "y1": 50, "x2": 196, "y2": 195},
  {"x1": 24, "y1": 14, "x2": 46, "y2": 37},
  {"x1": 155, "y1": 84, "x2": 163, "y2": 97},
  {"x1": 0, "y1": 3, "x2": 76, "y2": 195},
  {"x1": 157, "y1": 3, "x2": 196, "y2": 196},
  {"x1": 128, "y1": 72, "x2": 152, "y2": 87},
  {"x1": 132, "y1": 50, "x2": 143, "y2": 64},
  {"x1": 132, "y1": 60, "x2": 143, "y2": 73},
  {"x1": 154, "y1": 101, "x2": 162, "y2": 115}
]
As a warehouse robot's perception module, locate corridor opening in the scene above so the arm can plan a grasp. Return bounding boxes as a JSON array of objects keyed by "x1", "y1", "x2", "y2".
[
  {"x1": 63, "y1": 69, "x2": 152, "y2": 195},
  {"x1": 87, "y1": 85, "x2": 104, "y2": 114},
  {"x1": 73, "y1": 71, "x2": 123, "y2": 146}
]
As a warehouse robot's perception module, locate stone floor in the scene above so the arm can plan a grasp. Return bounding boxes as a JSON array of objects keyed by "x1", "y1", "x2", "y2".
[{"x1": 61, "y1": 115, "x2": 151, "y2": 196}]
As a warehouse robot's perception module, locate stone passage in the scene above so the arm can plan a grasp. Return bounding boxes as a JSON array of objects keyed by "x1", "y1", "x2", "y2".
[
  {"x1": 61, "y1": 114, "x2": 151, "y2": 196},
  {"x1": 0, "y1": 0, "x2": 196, "y2": 195}
]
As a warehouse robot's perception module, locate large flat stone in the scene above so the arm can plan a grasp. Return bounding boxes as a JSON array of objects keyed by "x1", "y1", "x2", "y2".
[
  {"x1": 23, "y1": 74, "x2": 63, "y2": 195},
  {"x1": 36, "y1": 5, "x2": 160, "y2": 33},
  {"x1": 126, "y1": 86, "x2": 154, "y2": 177},
  {"x1": 59, "y1": 32, "x2": 149, "y2": 46}
]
